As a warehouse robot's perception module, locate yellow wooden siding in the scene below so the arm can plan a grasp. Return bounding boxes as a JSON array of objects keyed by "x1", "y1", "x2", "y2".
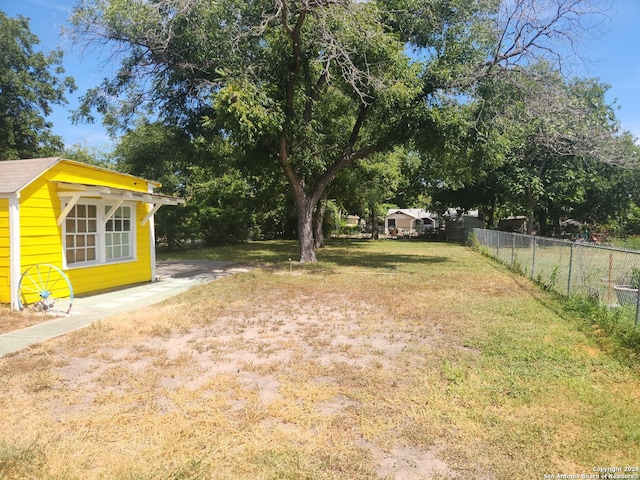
[
  {"x1": 0, "y1": 199, "x2": 9, "y2": 303},
  {"x1": 15, "y1": 161, "x2": 155, "y2": 298},
  {"x1": 49, "y1": 160, "x2": 152, "y2": 191},
  {"x1": 19, "y1": 178, "x2": 63, "y2": 270}
]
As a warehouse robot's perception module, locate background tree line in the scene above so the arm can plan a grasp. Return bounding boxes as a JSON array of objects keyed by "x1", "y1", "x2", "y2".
[{"x1": 2, "y1": 2, "x2": 640, "y2": 257}]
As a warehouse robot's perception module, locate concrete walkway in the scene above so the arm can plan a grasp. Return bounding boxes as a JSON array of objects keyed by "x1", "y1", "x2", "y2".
[{"x1": 0, "y1": 261, "x2": 247, "y2": 357}]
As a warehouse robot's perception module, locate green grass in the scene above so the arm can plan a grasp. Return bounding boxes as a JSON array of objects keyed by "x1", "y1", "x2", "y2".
[
  {"x1": 612, "y1": 235, "x2": 640, "y2": 251},
  {"x1": 158, "y1": 239, "x2": 301, "y2": 264},
  {"x1": 0, "y1": 439, "x2": 46, "y2": 479},
  {"x1": 471, "y1": 235, "x2": 640, "y2": 356},
  {"x1": 0, "y1": 239, "x2": 638, "y2": 479}
]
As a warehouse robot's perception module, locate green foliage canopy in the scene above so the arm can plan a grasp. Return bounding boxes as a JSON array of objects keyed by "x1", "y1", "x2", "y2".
[
  {"x1": 441, "y1": 63, "x2": 640, "y2": 234},
  {"x1": 0, "y1": 11, "x2": 75, "y2": 160}
]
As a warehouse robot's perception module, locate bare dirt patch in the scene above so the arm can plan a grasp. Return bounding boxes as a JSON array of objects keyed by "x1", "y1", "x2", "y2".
[{"x1": 2, "y1": 269, "x2": 457, "y2": 478}]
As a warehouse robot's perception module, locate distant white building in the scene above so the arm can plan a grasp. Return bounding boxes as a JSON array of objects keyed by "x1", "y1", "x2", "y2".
[{"x1": 384, "y1": 209, "x2": 438, "y2": 236}]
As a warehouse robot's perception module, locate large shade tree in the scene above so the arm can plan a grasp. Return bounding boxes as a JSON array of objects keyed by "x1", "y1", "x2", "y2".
[
  {"x1": 69, "y1": 0, "x2": 606, "y2": 261},
  {"x1": 0, "y1": 11, "x2": 75, "y2": 160}
]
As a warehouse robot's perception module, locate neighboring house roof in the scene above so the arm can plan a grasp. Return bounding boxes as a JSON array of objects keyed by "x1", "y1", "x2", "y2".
[
  {"x1": 0, "y1": 157, "x2": 162, "y2": 195},
  {"x1": 563, "y1": 219, "x2": 583, "y2": 227},
  {"x1": 386, "y1": 208, "x2": 435, "y2": 220}
]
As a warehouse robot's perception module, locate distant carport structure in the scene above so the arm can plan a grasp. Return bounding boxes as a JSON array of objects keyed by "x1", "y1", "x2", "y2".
[{"x1": 498, "y1": 216, "x2": 528, "y2": 234}]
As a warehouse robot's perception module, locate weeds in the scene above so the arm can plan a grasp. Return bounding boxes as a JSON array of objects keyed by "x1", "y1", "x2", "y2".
[
  {"x1": 564, "y1": 295, "x2": 640, "y2": 355},
  {"x1": 0, "y1": 439, "x2": 46, "y2": 479}
]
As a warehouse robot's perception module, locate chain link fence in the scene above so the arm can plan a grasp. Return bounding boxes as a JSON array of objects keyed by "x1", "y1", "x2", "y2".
[{"x1": 471, "y1": 228, "x2": 640, "y2": 324}]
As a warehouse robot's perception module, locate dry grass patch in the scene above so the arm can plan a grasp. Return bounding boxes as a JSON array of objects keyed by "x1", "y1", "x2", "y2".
[
  {"x1": 0, "y1": 305, "x2": 53, "y2": 334},
  {"x1": 0, "y1": 240, "x2": 638, "y2": 479}
]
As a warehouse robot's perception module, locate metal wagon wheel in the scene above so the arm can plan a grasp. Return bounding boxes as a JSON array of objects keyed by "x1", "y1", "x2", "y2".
[{"x1": 17, "y1": 264, "x2": 73, "y2": 316}]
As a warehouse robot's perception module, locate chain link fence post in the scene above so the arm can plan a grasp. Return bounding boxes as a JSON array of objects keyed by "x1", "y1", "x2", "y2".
[
  {"x1": 531, "y1": 237, "x2": 537, "y2": 281},
  {"x1": 636, "y1": 287, "x2": 640, "y2": 326},
  {"x1": 567, "y1": 243, "x2": 574, "y2": 295}
]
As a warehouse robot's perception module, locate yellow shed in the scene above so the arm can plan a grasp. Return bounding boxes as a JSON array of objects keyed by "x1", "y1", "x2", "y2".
[{"x1": 0, "y1": 157, "x2": 184, "y2": 310}]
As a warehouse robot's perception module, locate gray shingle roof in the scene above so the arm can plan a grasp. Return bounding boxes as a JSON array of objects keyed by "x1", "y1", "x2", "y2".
[{"x1": 0, "y1": 157, "x2": 62, "y2": 194}]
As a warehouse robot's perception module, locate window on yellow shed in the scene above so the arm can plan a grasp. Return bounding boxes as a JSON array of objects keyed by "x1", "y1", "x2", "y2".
[
  {"x1": 63, "y1": 201, "x2": 136, "y2": 267},
  {"x1": 105, "y1": 205, "x2": 132, "y2": 260},
  {"x1": 65, "y1": 204, "x2": 98, "y2": 264}
]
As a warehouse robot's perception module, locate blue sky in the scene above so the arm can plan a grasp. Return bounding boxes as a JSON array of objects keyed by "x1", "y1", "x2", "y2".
[{"x1": 3, "y1": 0, "x2": 640, "y2": 150}]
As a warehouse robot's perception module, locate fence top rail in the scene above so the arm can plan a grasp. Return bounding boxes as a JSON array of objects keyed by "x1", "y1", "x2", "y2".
[{"x1": 472, "y1": 228, "x2": 640, "y2": 255}]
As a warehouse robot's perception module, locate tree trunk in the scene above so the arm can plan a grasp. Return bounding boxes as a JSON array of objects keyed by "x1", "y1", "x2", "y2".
[
  {"x1": 279, "y1": 135, "x2": 318, "y2": 263},
  {"x1": 552, "y1": 213, "x2": 561, "y2": 238},
  {"x1": 489, "y1": 195, "x2": 497, "y2": 229},
  {"x1": 370, "y1": 203, "x2": 379, "y2": 240},
  {"x1": 539, "y1": 209, "x2": 548, "y2": 237},
  {"x1": 313, "y1": 197, "x2": 327, "y2": 249},
  {"x1": 297, "y1": 196, "x2": 317, "y2": 262},
  {"x1": 525, "y1": 186, "x2": 536, "y2": 234}
]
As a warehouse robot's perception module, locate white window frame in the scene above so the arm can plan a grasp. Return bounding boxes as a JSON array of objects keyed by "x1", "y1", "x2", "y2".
[
  {"x1": 105, "y1": 204, "x2": 134, "y2": 262},
  {"x1": 63, "y1": 201, "x2": 99, "y2": 266},
  {"x1": 62, "y1": 199, "x2": 137, "y2": 269}
]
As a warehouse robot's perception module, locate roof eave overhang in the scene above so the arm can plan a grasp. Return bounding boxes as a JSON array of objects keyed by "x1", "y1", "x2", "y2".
[
  {"x1": 54, "y1": 181, "x2": 185, "y2": 226},
  {"x1": 389, "y1": 211, "x2": 420, "y2": 220}
]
